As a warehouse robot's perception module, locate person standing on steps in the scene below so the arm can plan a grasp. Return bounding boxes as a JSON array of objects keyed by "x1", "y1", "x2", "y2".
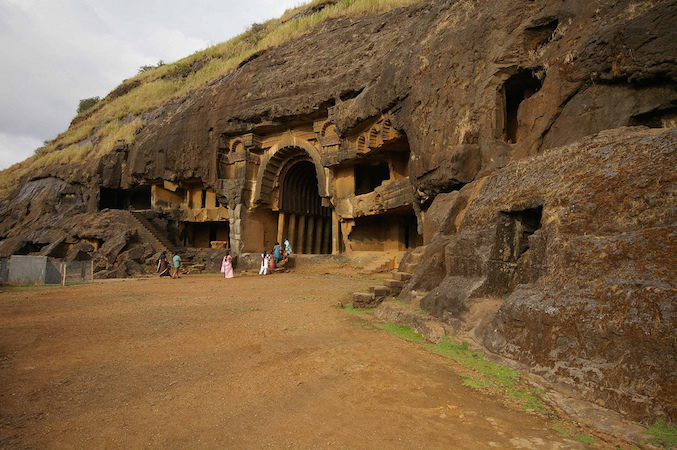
[
  {"x1": 221, "y1": 250, "x2": 234, "y2": 279},
  {"x1": 284, "y1": 238, "x2": 292, "y2": 256},
  {"x1": 172, "y1": 253, "x2": 182, "y2": 279}
]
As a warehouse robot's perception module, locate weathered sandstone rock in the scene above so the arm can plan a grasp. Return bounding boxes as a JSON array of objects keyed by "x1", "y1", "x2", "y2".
[
  {"x1": 0, "y1": 0, "x2": 674, "y2": 426},
  {"x1": 402, "y1": 127, "x2": 676, "y2": 422}
]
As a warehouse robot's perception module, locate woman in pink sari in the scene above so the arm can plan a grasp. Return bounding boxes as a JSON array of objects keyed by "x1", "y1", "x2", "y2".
[{"x1": 221, "y1": 250, "x2": 234, "y2": 279}]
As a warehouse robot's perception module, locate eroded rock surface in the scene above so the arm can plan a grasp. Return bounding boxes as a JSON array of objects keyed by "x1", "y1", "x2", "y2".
[
  {"x1": 0, "y1": 0, "x2": 675, "y2": 426},
  {"x1": 401, "y1": 127, "x2": 677, "y2": 422}
]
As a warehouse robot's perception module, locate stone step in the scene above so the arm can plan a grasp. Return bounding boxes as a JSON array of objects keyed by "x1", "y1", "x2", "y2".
[
  {"x1": 409, "y1": 253, "x2": 424, "y2": 264},
  {"x1": 402, "y1": 263, "x2": 417, "y2": 274},
  {"x1": 369, "y1": 285, "x2": 389, "y2": 297},
  {"x1": 384, "y1": 279, "x2": 405, "y2": 288},
  {"x1": 392, "y1": 271, "x2": 411, "y2": 281},
  {"x1": 409, "y1": 290, "x2": 429, "y2": 309},
  {"x1": 389, "y1": 286, "x2": 403, "y2": 296},
  {"x1": 130, "y1": 211, "x2": 177, "y2": 254},
  {"x1": 408, "y1": 247, "x2": 426, "y2": 262},
  {"x1": 352, "y1": 292, "x2": 378, "y2": 308}
]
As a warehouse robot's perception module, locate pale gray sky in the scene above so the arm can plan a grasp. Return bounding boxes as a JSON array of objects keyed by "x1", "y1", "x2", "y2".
[{"x1": 0, "y1": 0, "x2": 304, "y2": 169}]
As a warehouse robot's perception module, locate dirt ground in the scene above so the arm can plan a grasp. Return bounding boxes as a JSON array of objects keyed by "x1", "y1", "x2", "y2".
[{"x1": 0, "y1": 269, "x2": 636, "y2": 449}]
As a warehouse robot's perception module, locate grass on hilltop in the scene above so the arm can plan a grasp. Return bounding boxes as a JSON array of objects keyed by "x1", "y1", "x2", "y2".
[{"x1": 0, "y1": 0, "x2": 424, "y2": 199}]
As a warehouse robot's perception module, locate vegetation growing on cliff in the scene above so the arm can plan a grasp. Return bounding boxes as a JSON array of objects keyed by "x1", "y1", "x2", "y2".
[{"x1": 0, "y1": 0, "x2": 423, "y2": 198}]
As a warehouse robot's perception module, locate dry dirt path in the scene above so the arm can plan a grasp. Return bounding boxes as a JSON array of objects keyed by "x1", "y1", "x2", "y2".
[{"x1": 0, "y1": 271, "x2": 624, "y2": 448}]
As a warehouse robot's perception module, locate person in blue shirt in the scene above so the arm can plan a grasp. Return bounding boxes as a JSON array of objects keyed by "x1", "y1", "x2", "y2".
[
  {"x1": 172, "y1": 253, "x2": 182, "y2": 279},
  {"x1": 273, "y1": 242, "x2": 282, "y2": 264}
]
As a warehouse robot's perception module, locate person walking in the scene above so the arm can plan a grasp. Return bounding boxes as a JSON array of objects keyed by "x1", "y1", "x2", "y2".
[
  {"x1": 284, "y1": 238, "x2": 292, "y2": 255},
  {"x1": 157, "y1": 253, "x2": 170, "y2": 277},
  {"x1": 259, "y1": 251, "x2": 269, "y2": 275},
  {"x1": 172, "y1": 253, "x2": 182, "y2": 279},
  {"x1": 221, "y1": 250, "x2": 234, "y2": 279}
]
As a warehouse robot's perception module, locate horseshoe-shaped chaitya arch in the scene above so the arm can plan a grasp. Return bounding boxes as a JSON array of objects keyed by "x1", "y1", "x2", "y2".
[{"x1": 253, "y1": 136, "x2": 328, "y2": 206}]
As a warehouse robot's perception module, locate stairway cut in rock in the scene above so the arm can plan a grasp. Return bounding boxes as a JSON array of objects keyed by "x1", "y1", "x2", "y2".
[
  {"x1": 352, "y1": 245, "x2": 427, "y2": 307},
  {"x1": 129, "y1": 210, "x2": 177, "y2": 255}
]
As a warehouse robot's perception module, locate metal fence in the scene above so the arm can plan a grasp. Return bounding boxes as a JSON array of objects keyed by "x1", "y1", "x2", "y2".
[{"x1": 0, "y1": 256, "x2": 93, "y2": 286}]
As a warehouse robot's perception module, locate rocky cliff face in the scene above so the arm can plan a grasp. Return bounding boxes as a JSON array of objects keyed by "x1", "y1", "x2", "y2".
[
  {"x1": 0, "y1": 0, "x2": 675, "y2": 424},
  {"x1": 128, "y1": 0, "x2": 676, "y2": 197},
  {"x1": 403, "y1": 126, "x2": 676, "y2": 421}
]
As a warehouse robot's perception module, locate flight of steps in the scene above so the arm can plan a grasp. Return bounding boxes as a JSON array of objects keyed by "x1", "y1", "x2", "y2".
[
  {"x1": 352, "y1": 246, "x2": 427, "y2": 307},
  {"x1": 358, "y1": 252, "x2": 402, "y2": 275},
  {"x1": 129, "y1": 210, "x2": 177, "y2": 255}
]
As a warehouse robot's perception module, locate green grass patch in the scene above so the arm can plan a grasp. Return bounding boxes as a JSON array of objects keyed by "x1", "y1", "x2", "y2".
[
  {"x1": 552, "y1": 426, "x2": 595, "y2": 444},
  {"x1": 394, "y1": 298, "x2": 427, "y2": 315},
  {"x1": 338, "y1": 303, "x2": 375, "y2": 316},
  {"x1": 339, "y1": 301, "x2": 551, "y2": 415},
  {"x1": 552, "y1": 425, "x2": 573, "y2": 438},
  {"x1": 423, "y1": 337, "x2": 550, "y2": 414},
  {"x1": 574, "y1": 434, "x2": 595, "y2": 445},
  {"x1": 644, "y1": 417, "x2": 677, "y2": 449},
  {"x1": 375, "y1": 323, "x2": 424, "y2": 343}
]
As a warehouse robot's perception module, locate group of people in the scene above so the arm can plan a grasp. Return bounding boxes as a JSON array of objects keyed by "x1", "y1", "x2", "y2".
[
  {"x1": 156, "y1": 238, "x2": 292, "y2": 279},
  {"x1": 259, "y1": 238, "x2": 292, "y2": 275},
  {"x1": 156, "y1": 252, "x2": 182, "y2": 279}
]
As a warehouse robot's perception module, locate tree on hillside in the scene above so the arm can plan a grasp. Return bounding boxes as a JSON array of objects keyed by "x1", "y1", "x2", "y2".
[
  {"x1": 138, "y1": 60, "x2": 165, "y2": 74},
  {"x1": 77, "y1": 96, "x2": 100, "y2": 114}
]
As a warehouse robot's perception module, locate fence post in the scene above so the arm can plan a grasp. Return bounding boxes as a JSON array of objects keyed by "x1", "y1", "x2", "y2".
[
  {"x1": 90, "y1": 260, "x2": 94, "y2": 282},
  {"x1": 61, "y1": 263, "x2": 66, "y2": 287}
]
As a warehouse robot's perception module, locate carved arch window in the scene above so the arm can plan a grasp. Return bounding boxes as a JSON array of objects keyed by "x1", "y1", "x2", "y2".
[
  {"x1": 381, "y1": 119, "x2": 393, "y2": 141},
  {"x1": 357, "y1": 135, "x2": 367, "y2": 152},
  {"x1": 321, "y1": 121, "x2": 338, "y2": 138},
  {"x1": 231, "y1": 139, "x2": 245, "y2": 154},
  {"x1": 368, "y1": 125, "x2": 382, "y2": 148}
]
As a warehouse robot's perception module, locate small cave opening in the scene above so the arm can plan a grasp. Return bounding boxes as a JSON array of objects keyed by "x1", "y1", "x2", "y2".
[
  {"x1": 502, "y1": 71, "x2": 543, "y2": 144},
  {"x1": 630, "y1": 107, "x2": 677, "y2": 129},
  {"x1": 15, "y1": 242, "x2": 47, "y2": 255},
  {"x1": 348, "y1": 207, "x2": 422, "y2": 251},
  {"x1": 500, "y1": 206, "x2": 543, "y2": 262},
  {"x1": 99, "y1": 186, "x2": 151, "y2": 210},
  {"x1": 354, "y1": 161, "x2": 390, "y2": 195},
  {"x1": 523, "y1": 19, "x2": 559, "y2": 52},
  {"x1": 182, "y1": 221, "x2": 230, "y2": 248}
]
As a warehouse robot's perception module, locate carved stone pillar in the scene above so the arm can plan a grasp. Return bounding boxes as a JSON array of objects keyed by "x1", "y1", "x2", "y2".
[
  {"x1": 277, "y1": 211, "x2": 285, "y2": 245},
  {"x1": 297, "y1": 215, "x2": 306, "y2": 254},
  {"x1": 288, "y1": 213, "x2": 297, "y2": 251},
  {"x1": 307, "y1": 216, "x2": 316, "y2": 254},
  {"x1": 332, "y1": 210, "x2": 340, "y2": 255}
]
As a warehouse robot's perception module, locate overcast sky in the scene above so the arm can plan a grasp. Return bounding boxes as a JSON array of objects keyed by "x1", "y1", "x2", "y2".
[{"x1": 0, "y1": 0, "x2": 303, "y2": 170}]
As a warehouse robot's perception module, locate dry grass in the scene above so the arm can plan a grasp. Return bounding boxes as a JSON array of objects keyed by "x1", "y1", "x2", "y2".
[{"x1": 0, "y1": 0, "x2": 425, "y2": 199}]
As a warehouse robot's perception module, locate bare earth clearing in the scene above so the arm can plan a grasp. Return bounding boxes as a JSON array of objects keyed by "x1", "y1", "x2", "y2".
[{"x1": 0, "y1": 270, "x2": 630, "y2": 448}]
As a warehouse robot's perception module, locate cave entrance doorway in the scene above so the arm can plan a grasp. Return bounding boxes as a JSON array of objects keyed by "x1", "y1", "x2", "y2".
[
  {"x1": 99, "y1": 186, "x2": 152, "y2": 210},
  {"x1": 501, "y1": 70, "x2": 542, "y2": 144},
  {"x1": 277, "y1": 160, "x2": 332, "y2": 254},
  {"x1": 182, "y1": 221, "x2": 230, "y2": 248},
  {"x1": 348, "y1": 206, "x2": 423, "y2": 252}
]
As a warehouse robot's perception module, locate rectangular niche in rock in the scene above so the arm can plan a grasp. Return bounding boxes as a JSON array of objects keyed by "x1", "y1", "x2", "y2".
[
  {"x1": 500, "y1": 206, "x2": 543, "y2": 263},
  {"x1": 354, "y1": 161, "x2": 390, "y2": 195},
  {"x1": 501, "y1": 70, "x2": 543, "y2": 144},
  {"x1": 99, "y1": 186, "x2": 151, "y2": 211},
  {"x1": 483, "y1": 205, "x2": 545, "y2": 296}
]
